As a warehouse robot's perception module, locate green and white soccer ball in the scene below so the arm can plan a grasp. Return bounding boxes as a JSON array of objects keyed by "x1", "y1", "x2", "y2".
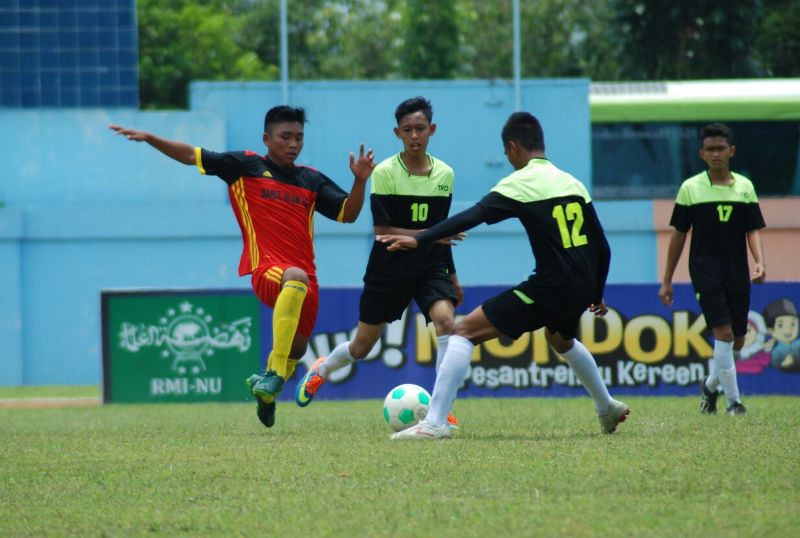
[{"x1": 383, "y1": 383, "x2": 431, "y2": 432}]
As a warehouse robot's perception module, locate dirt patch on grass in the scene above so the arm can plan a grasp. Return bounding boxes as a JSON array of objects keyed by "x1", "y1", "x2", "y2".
[{"x1": 0, "y1": 397, "x2": 102, "y2": 409}]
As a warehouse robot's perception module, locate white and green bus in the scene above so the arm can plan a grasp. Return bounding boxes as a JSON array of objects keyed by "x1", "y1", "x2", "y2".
[{"x1": 590, "y1": 79, "x2": 800, "y2": 199}]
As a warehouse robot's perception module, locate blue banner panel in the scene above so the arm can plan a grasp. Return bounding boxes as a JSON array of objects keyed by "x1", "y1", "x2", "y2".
[{"x1": 263, "y1": 283, "x2": 800, "y2": 400}]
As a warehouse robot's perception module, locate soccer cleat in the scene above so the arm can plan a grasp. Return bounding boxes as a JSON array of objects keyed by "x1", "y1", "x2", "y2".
[
  {"x1": 726, "y1": 401, "x2": 747, "y2": 416},
  {"x1": 246, "y1": 374, "x2": 276, "y2": 428},
  {"x1": 598, "y1": 400, "x2": 630, "y2": 434},
  {"x1": 295, "y1": 357, "x2": 326, "y2": 407},
  {"x1": 700, "y1": 375, "x2": 720, "y2": 415},
  {"x1": 251, "y1": 369, "x2": 285, "y2": 400},
  {"x1": 447, "y1": 413, "x2": 459, "y2": 426},
  {"x1": 390, "y1": 420, "x2": 453, "y2": 440}
]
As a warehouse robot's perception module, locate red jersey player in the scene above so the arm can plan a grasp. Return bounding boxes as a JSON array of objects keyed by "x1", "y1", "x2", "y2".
[{"x1": 110, "y1": 106, "x2": 375, "y2": 428}]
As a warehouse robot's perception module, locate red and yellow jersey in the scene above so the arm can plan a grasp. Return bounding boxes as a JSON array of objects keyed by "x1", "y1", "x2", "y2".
[{"x1": 195, "y1": 148, "x2": 349, "y2": 277}]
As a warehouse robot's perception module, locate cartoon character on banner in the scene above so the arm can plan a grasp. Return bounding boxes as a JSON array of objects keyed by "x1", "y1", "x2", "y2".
[
  {"x1": 763, "y1": 298, "x2": 800, "y2": 372},
  {"x1": 736, "y1": 311, "x2": 771, "y2": 374}
]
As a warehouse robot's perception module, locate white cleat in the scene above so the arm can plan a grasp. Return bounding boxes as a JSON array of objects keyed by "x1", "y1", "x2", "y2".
[
  {"x1": 598, "y1": 400, "x2": 630, "y2": 434},
  {"x1": 390, "y1": 420, "x2": 453, "y2": 440}
]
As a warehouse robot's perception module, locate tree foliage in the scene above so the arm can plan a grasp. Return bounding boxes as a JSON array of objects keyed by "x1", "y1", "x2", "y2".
[
  {"x1": 401, "y1": 0, "x2": 459, "y2": 79},
  {"x1": 138, "y1": 0, "x2": 276, "y2": 109},
  {"x1": 137, "y1": 0, "x2": 789, "y2": 109},
  {"x1": 611, "y1": 0, "x2": 764, "y2": 80},
  {"x1": 755, "y1": 0, "x2": 800, "y2": 76}
]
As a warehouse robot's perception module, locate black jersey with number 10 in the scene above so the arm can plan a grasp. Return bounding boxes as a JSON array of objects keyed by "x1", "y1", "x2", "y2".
[{"x1": 365, "y1": 153, "x2": 455, "y2": 289}]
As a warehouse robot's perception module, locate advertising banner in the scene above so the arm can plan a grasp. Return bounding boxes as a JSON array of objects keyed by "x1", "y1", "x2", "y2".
[
  {"x1": 288, "y1": 282, "x2": 800, "y2": 400},
  {"x1": 102, "y1": 291, "x2": 261, "y2": 403},
  {"x1": 102, "y1": 283, "x2": 799, "y2": 403}
]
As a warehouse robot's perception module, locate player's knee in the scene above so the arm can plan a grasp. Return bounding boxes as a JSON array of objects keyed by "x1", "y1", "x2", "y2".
[
  {"x1": 282, "y1": 267, "x2": 309, "y2": 285},
  {"x1": 713, "y1": 326, "x2": 734, "y2": 342},
  {"x1": 545, "y1": 330, "x2": 573, "y2": 354},
  {"x1": 432, "y1": 316, "x2": 455, "y2": 336}
]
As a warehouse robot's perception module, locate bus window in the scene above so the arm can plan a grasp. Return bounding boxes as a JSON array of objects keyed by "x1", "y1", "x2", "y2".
[{"x1": 592, "y1": 121, "x2": 800, "y2": 199}]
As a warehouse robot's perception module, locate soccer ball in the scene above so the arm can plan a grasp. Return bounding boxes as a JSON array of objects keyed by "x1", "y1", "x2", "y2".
[{"x1": 383, "y1": 384, "x2": 431, "y2": 432}]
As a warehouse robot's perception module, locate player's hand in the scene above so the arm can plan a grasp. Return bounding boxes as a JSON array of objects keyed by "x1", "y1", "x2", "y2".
[
  {"x1": 589, "y1": 300, "x2": 608, "y2": 317},
  {"x1": 658, "y1": 282, "x2": 674, "y2": 306},
  {"x1": 109, "y1": 124, "x2": 149, "y2": 142},
  {"x1": 350, "y1": 143, "x2": 376, "y2": 181},
  {"x1": 377, "y1": 234, "x2": 417, "y2": 251},
  {"x1": 451, "y1": 274, "x2": 464, "y2": 307},
  {"x1": 435, "y1": 232, "x2": 466, "y2": 246},
  {"x1": 751, "y1": 262, "x2": 766, "y2": 284}
]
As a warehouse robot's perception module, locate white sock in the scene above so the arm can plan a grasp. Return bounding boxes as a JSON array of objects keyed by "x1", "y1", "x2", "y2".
[
  {"x1": 561, "y1": 339, "x2": 614, "y2": 415},
  {"x1": 435, "y1": 335, "x2": 449, "y2": 374},
  {"x1": 713, "y1": 340, "x2": 740, "y2": 403},
  {"x1": 426, "y1": 335, "x2": 473, "y2": 427},
  {"x1": 319, "y1": 340, "x2": 355, "y2": 379},
  {"x1": 719, "y1": 368, "x2": 741, "y2": 404},
  {"x1": 706, "y1": 356, "x2": 720, "y2": 392}
]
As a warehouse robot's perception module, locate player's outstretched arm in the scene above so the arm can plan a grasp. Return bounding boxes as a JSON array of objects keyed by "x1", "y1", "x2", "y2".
[
  {"x1": 377, "y1": 235, "x2": 418, "y2": 251},
  {"x1": 659, "y1": 229, "x2": 688, "y2": 306},
  {"x1": 340, "y1": 144, "x2": 376, "y2": 223},
  {"x1": 109, "y1": 124, "x2": 196, "y2": 165},
  {"x1": 747, "y1": 229, "x2": 766, "y2": 284},
  {"x1": 374, "y1": 225, "x2": 466, "y2": 246}
]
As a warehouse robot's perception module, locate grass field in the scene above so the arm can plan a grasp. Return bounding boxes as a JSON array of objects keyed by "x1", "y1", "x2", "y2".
[{"x1": 1, "y1": 393, "x2": 798, "y2": 537}]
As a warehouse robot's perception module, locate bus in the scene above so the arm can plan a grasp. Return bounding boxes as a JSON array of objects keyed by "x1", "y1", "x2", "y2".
[{"x1": 590, "y1": 79, "x2": 800, "y2": 199}]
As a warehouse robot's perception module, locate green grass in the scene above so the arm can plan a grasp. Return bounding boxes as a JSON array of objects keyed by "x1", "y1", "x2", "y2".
[{"x1": 1, "y1": 396, "x2": 798, "y2": 537}]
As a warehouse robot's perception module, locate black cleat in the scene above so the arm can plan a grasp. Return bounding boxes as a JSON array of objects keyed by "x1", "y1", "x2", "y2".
[
  {"x1": 726, "y1": 401, "x2": 747, "y2": 416},
  {"x1": 256, "y1": 398, "x2": 276, "y2": 427},
  {"x1": 700, "y1": 375, "x2": 719, "y2": 415},
  {"x1": 246, "y1": 374, "x2": 277, "y2": 428}
]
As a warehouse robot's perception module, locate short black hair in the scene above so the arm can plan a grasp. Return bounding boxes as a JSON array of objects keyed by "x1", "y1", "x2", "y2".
[
  {"x1": 264, "y1": 106, "x2": 306, "y2": 133},
  {"x1": 501, "y1": 112, "x2": 545, "y2": 152},
  {"x1": 394, "y1": 96, "x2": 433, "y2": 124},
  {"x1": 700, "y1": 122, "x2": 734, "y2": 145},
  {"x1": 764, "y1": 298, "x2": 798, "y2": 327}
]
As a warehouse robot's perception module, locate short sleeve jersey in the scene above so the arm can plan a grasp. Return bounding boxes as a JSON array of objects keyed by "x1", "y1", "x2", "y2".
[
  {"x1": 476, "y1": 158, "x2": 609, "y2": 306},
  {"x1": 195, "y1": 148, "x2": 348, "y2": 277},
  {"x1": 670, "y1": 171, "x2": 766, "y2": 292},
  {"x1": 365, "y1": 153, "x2": 455, "y2": 288}
]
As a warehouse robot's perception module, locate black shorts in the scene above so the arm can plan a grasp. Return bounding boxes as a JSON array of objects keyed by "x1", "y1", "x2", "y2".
[
  {"x1": 697, "y1": 288, "x2": 749, "y2": 336},
  {"x1": 482, "y1": 285, "x2": 586, "y2": 340},
  {"x1": 360, "y1": 272, "x2": 456, "y2": 325}
]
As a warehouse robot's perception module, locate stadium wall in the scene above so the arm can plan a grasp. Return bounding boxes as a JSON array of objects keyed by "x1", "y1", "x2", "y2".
[{"x1": 0, "y1": 79, "x2": 793, "y2": 386}]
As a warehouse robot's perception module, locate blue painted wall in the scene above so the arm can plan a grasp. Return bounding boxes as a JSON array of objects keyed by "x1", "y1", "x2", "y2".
[{"x1": 0, "y1": 80, "x2": 656, "y2": 386}]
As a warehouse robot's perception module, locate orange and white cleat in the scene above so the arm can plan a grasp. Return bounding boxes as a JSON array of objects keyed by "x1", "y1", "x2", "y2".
[{"x1": 295, "y1": 357, "x2": 326, "y2": 407}]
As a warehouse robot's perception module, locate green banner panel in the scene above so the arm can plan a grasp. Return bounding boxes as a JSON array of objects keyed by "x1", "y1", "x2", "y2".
[{"x1": 102, "y1": 291, "x2": 261, "y2": 403}]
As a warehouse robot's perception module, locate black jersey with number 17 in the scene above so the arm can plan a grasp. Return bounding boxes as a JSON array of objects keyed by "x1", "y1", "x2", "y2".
[
  {"x1": 476, "y1": 158, "x2": 610, "y2": 307},
  {"x1": 670, "y1": 171, "x2": 765, "y2": 292},
  {"x1": 365, "y1": 153, "x2": 455, "y2": 289}
]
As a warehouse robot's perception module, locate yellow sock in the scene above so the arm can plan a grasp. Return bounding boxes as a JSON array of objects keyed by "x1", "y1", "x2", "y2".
[
  {"x1": 267, "y1": 280, "x2": 307, "y2": 378},
  {"x1": 286, "y1": 358, "x2": 300, "y2": 380}
]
